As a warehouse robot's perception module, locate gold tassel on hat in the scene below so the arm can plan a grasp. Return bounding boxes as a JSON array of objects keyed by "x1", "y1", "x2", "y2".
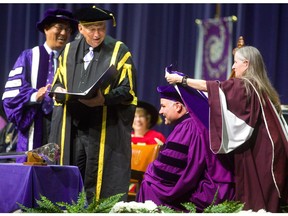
[{"x1": 110, "y1": 13, "x2": 116, "y2": 27}]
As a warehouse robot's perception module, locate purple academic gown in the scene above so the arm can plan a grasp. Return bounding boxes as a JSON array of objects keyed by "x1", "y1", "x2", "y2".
[
  {"x1": 136, "y1": 113, "x2": 235, "y2": 212},
  {"x1": 2, "y1": 45, "x2": 51, "y2": 161}
]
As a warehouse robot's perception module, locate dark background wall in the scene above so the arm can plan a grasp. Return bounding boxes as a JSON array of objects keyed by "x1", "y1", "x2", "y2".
[{"x1": 1, "y1": 3, "x2": 288, "y2": 137}]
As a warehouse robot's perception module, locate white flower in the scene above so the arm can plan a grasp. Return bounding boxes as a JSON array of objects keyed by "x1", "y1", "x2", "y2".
[
  {"x1": 110, "y1": 200, "x2": 158, "y2": 213},
  {"x1": 240, "y1": 208, "x2": 271, "y2": 213},
  {"x1": 143, "y1": 200, "x2": 158, "y2": 211}
]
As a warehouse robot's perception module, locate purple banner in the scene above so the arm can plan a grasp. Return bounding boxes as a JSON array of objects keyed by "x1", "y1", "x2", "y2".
[{"x1": 200, "y1": 17, "x2": 232, "y2": 81}]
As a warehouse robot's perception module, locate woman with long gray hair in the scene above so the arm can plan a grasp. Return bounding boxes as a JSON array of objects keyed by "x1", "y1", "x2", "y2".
[{"x1": 165, "y1": 46, "x2": 288, "y2": 213}]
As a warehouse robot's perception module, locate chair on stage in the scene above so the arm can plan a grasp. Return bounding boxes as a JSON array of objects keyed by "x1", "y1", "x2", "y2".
[{"x1": 128, "y1": 143, "x2": 160, "y2": 200}]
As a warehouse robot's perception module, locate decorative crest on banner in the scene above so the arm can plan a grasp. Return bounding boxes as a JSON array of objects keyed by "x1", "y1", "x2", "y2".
[{"x1": 194, "y1": 16, "x2": 237, "y2": 80}]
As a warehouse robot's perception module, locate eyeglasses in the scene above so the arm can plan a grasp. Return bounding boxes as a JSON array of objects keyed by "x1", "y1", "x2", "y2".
[
  {"x1": 52, "y1": 24, "x2": 72, "y2": 34},
  {"x1": 82, "y1": 23, "x2": 106, "y2": 34}
]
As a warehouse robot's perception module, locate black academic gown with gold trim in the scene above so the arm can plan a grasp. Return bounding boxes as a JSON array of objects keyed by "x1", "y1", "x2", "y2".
[{"x1": 49, "y1": 35, "x2": 137, "y2": 201}]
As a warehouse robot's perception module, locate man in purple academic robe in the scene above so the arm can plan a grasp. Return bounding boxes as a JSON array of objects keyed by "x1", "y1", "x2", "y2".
[
  {"x1": 136, "y1": 85, "x2": 235, "y2": 212},
  {"x1": 1, "y1": 9, "x2": 78, "y2": 161}
]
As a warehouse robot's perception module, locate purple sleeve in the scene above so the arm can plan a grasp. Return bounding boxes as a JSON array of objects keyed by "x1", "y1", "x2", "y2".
[
  {"x1": 150, "y1": 119, "x2": 208, "y2": 201},
  {"x1": 2, "y1": 50, "x2": 38, "y2": 132},
  {"x1": 167, "y1": 123, "x2": 208, "y2": 198}
]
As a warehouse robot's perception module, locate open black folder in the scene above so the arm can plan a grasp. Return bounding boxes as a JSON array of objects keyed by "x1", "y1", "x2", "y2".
[{"x1": 49, "y1": 64, "x2": 118, "y2": 101}]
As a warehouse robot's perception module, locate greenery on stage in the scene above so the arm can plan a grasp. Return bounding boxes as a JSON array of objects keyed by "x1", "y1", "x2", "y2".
[
  {"x1": 18, "y1": 189, "x2": 123, "y2": 213},
  {"x1": 281, "y1": 205, "x2": 288, "y2": 213},
  {"x1": 17, "y1": 189, "x2": 246, "y2": 213}
]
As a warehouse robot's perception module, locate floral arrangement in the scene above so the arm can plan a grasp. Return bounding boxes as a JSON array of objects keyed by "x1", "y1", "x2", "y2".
[
  {"x1": 18, "y1": 189, "x2": 246, "y2": 213},
  {"x1": 17, "y1": 188, "x2": 287, "y2": 213},
  {"x1": 110, "y1": 200, "x2": 159, "y2": 213}
]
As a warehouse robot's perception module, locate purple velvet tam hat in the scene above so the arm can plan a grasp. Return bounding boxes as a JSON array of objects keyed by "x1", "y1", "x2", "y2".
[
  {"x1": 157, "y1": 84, "x2": 209, "y2": 128},
  {"x1": 157, "y1": 85, "x2": 184, "y2": 104},
  {"x1": 36, "y1": 8, "x2": 78, "y2": 34}
]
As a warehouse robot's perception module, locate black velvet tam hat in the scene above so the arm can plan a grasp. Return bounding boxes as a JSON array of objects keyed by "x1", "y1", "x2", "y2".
[
  {"x1": 137, "y1": 101, "x2": 160, "y2": 129},
  {"x1": 74, "y1": 5, "x2": 116, "y2": 27},
  {"x1": 37, "y1": 8, "x2": 78, "y2": 34}
]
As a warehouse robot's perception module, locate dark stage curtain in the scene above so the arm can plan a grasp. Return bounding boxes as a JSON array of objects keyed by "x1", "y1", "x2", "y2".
[{"x1": 0, "y1": 3, "x2": 287, "y2": 137}]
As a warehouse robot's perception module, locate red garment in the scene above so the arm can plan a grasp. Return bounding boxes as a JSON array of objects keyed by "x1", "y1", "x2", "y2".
[
  {"x1": 207, "y1": 78, "x2": 288, "y2": 213},
  {"x1": 131, "y1": 129, "x2": 166, "y2": 145}
]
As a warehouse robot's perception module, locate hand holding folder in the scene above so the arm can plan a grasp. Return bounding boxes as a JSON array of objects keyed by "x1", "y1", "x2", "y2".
[{"x1": 49, "y1": 64, "x2": 118, "y2": 101}]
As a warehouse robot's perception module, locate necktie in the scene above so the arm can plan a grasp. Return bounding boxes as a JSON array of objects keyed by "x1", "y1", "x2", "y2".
[
  {"x1": 42, "y1": 51, "x2": 55, "y2": 115},
  {"x1": 83, "y1": 47, "x2": 94, "y2": 70},
  {"x1": 47, "y1": 51, "x2": 55, "y2": 85}
]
